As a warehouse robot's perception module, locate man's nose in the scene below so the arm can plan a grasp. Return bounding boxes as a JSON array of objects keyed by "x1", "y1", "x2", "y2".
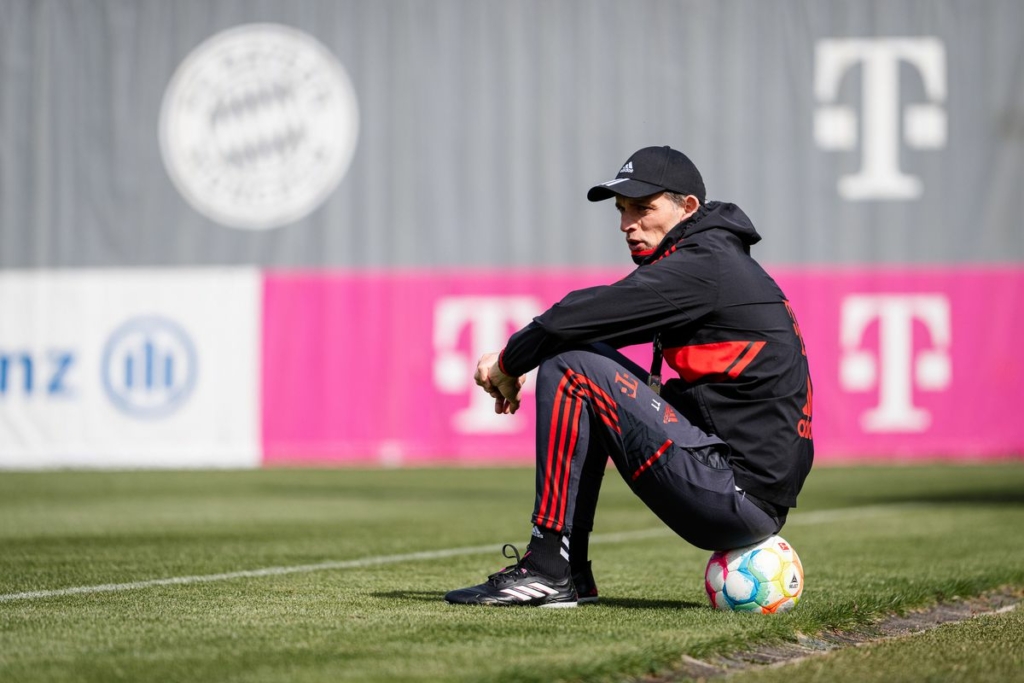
[{"x1": 620, "y1": 214, "x2": 636, "y2": 232}]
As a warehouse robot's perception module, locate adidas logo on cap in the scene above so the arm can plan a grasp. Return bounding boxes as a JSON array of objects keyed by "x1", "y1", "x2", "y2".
[{"x1": 587, "y1": 146, "x2": 706, "y2": 203}]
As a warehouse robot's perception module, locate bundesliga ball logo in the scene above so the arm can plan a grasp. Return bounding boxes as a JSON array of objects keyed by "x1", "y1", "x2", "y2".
[
  {"x1": 704, "y1": 535, "x2": 804, "y2": 613},
  {"x1": 159, "y1": 23, "x2": 359, "y2": 230}
]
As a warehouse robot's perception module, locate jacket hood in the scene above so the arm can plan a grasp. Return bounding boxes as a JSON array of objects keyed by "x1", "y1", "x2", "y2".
[{"x1": 636, "y1": 201, "x2": 762, "y2": 265}]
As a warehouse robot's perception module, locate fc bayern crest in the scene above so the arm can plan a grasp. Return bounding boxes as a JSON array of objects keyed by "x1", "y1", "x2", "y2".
[{"x1": 159, "y1": 23, "x2": 359, "y2": 230}]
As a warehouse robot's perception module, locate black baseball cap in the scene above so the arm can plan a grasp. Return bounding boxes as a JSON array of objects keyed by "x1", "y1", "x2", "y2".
[{"x1": 587, "y1": 146, "x2": 706, "y2": 203}]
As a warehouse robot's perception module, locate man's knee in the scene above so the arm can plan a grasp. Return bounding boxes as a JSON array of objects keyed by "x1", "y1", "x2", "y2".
[{"x1": 537, "y1": 347, "x2": 602, "y2": 382}]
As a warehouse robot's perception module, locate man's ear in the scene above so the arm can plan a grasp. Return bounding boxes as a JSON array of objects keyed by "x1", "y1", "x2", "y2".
[{"x1": 676, "y1": 194, "x2": 700, "y2": 222}]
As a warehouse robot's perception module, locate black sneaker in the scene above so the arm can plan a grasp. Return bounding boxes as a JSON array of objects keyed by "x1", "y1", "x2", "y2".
[
  {"x1": 572, "y1": 561, "x2": 599, "y2": 604},
  {"x1": 445, "y1": 544, "x2": 578, "y2": 608}
]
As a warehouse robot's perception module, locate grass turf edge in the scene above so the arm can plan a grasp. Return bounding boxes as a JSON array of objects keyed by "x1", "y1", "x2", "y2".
[{"x1": 633, "y1": 584, "x2": 1023, "y2": 683}]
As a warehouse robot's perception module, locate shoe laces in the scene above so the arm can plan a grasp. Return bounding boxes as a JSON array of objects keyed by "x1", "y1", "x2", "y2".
[{"x1": 487, "y1": 543, "x2": 529, "y2": 584}]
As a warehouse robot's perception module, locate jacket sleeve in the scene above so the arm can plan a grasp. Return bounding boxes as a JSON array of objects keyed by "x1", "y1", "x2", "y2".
[{"x1": 499, "y1": 250, "x2": 719, "y2": 376}]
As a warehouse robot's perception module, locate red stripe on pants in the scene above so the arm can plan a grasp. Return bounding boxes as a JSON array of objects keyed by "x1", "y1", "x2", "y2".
[
  {"x1": 537, "y1": 369, "x2": 621, "y2": 531},
  {"x1": 538, "y1": 371, "x2": 573, "y2": 527}
]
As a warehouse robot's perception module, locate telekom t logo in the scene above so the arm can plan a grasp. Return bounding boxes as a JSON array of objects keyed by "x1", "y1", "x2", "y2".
[
  {"x1": 840, "y1": 294, "x2": 952, "y2": 432},
  {"x1": 815, "y1": 38, "x2": 947, "y2": 200},
  {"x1": 433, "y1": 296, "x2": 541, "y2": 434}
]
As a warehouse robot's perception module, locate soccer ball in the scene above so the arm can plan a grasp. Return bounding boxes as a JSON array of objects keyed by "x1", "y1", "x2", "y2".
[{"x1": 704, "y1": 535, "x2": 804, "y2": 613}]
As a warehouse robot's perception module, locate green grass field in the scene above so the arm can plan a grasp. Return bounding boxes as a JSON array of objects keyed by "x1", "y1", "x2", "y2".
[{"x1": 1, "y1": 462, "x2": 1022, "y2": 682}]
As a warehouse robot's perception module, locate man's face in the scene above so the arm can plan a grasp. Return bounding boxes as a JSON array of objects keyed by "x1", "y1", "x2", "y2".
[{"x1": 615, "y1": 193, "x2": 690, "y2": 258}]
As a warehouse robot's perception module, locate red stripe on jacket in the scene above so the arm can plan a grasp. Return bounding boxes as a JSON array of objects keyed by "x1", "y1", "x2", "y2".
[{"x1": 665, "y1": 341, "x2": 766, "y2": 382}]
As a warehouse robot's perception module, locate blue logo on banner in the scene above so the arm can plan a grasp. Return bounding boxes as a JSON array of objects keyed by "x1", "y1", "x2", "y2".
[
  {"x1": 102, "y1": 317, "x2": 198, "y2": 418},
  {"x1": 0, "y1": 351, "x2": 75, "y2": 396}
]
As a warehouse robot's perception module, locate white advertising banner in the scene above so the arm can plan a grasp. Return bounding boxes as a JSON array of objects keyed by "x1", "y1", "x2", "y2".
[{"x1": 0, "y1": 269, "x2": 261, "y2": 468}]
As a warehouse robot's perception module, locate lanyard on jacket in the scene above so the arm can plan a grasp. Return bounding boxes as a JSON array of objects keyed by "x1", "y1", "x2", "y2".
[{"x1": 649, "y1": 333, "x2": 663, "y2": 395}]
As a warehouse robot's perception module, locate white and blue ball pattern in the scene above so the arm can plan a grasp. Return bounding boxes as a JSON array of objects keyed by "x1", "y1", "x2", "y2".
[{"x1": 704, "y1": 535, "x2": 804, "y2": 613}]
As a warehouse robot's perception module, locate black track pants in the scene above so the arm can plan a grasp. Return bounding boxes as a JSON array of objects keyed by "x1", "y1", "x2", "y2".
[{"x1": 531, "y1": 346, "x2": 781, "y2": 551}]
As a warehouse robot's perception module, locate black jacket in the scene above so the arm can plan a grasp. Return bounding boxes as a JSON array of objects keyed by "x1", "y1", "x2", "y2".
[{"x1": 499, "y1": 201, "x2": 813, "y2": 508}]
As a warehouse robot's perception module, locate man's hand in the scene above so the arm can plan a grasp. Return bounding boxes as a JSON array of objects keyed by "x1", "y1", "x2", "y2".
[{"x1": 474, "y1": 352, "x2": 524, "y2": 414}]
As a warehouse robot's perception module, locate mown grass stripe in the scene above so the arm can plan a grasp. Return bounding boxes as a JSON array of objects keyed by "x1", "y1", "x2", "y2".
[{"x1": 0, "y1": 503, "x2": 924, "y2": 604}]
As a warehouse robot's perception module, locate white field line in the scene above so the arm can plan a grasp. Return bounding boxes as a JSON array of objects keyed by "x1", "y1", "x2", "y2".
[{"x1": 0, "y1": 503, "x2": 924, "y2": 604}]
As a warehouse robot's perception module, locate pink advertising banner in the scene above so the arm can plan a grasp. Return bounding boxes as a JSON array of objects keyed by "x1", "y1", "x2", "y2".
[{"x1": 262, "y1": 268, "x2": 1024, "y2": 466}]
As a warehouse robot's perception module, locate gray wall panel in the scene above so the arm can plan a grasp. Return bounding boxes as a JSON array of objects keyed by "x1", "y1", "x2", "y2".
[{"x1": 0, "y1": 0, "x2": 1021, "y2": 268}]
